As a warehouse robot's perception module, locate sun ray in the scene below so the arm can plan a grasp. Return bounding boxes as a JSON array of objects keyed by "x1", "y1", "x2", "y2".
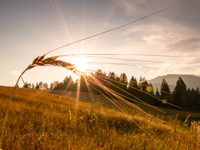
[
  {"x1": 77, "y1": 72, "x2": 81, "y2": 109},
  {"x1": 89, "y1": 74, "x2": 148, "y2": 114},
  {"x1": 87, "y1": 75, "x2": 167, "y2": 139},
  {"x1": 82, "y1": 74, "x2": 99, "y2": 103},
  {"x1": 44, "y1": 9, "x2": 166, "y2": 56},
  {"x1": 90, "y1": 1, "x2": 118, "y2": 50},
  {"x1": 87, "y1": 73, "x2": 175, "y2": 126},
  {"x1": 94, "y1": 70, "x2": 182, "y2": 109},
  {"x1": 88, "y1": 77, "x2": 127, "y2": 113},
  {"x1": 72, "y1": 56, "x2": 88, "y2": 73},
  {"x1": 93, "y1": 74, "x2": 165, "y2": 114},
  {"x1": 49, "y1": 0, "x2": 73, "y2": 44}
]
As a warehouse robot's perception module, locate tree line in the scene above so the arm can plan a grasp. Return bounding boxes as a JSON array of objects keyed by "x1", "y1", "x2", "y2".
[{"x1": 23, "y1": 70, "x2": 200, "y2": 112}]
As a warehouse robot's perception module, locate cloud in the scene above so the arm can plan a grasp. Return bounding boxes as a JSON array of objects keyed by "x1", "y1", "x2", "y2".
[
  {"x1": 120, "y1": 18, "x2": 200, "y2": 54},
  {"x1": 110, "y1": 0, "x2": 200, "y2": 57},
  {"x1": 115, "y1": 0, "x2": 200, "y2": 34},
  {"x1": 114, "y1": 0, "x2": 167, "y2": 15},
  {"x1": 184, "y1": 57, "x2": 200, "y2": 64},
  {"x1": 168, "y1": 37, "x2": 200, "y2": 52},
  {"x1": 160, "y1": 64, "x2": 176, "y2": 74},
  {"x1": 10, "y1": 70, "x2": 20, "y2": 77},
  {"x1": 142, "y1": 34, "x2": 171, "y2": 45}
]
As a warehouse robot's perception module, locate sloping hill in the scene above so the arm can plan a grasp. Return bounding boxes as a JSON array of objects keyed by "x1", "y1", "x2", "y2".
[
  {"x1": 0, "y1": 86, "x2": 200, "y2": 149},
  {"x1": 149, "y1": 74, "x2": 200, "y2": 91},
  {"x1": 48, "y1": 89, "x2": 200, "y2": 121}
]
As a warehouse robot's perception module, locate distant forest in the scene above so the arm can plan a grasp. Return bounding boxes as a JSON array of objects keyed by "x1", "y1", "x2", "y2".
[{"x1": 23, "y1": 70, "x2": 200, "y2": 112}]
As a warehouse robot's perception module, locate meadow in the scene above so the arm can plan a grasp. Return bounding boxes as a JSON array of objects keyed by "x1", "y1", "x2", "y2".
[{"x1": 0, "y1": 86, "x2": 200, "y2": 149}]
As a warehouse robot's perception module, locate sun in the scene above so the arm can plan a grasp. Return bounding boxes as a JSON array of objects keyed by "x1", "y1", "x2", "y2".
[{"x1": 73, "y1": 57, "x2": 88, "y2": 72}]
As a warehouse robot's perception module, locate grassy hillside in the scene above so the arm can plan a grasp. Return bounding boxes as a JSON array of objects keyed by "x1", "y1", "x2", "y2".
[
  {"x1": 0, "y1": 86, "x2": 200, "y2": 149},
  {"x1": 49, "y1": 89, "x2": 200, "y2": 122}
]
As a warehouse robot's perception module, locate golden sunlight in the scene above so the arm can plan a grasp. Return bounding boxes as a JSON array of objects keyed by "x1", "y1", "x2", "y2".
[{"x1": 73, "y1": 57, "x2": 88, "y2": 72}]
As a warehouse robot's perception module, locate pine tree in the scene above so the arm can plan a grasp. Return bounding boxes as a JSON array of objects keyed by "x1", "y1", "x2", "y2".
[
  {"x1": 160, "y1": 79, "x2": 170, "y2": 99},
  {"x1": 119, "y1": 73, "x2": 128, "y2": 91},
  {"x1": 129, "y1": 76, "x2": 139, "y2": 89},
  {"x1": 23, "y1": 82, "x2": 29, "y2": 88},
  {"x1": 156, "y1": 88, "x2": 160, "y2": 98},
  {"x1": 128, "y1": 76, "x2": 139, "y2": 99},
  {"x1": 63, "y1": 76, "x2": 74, "y2": 91},
  {"x1": 35, "y1": 82, "x2": 39, "y2": 89},
  {"x1": 173, "y1": 77, "x2": 187, "y2": 107},
  {"x1": 138, "y1": 76, "x2": 146, "y2": 90}
]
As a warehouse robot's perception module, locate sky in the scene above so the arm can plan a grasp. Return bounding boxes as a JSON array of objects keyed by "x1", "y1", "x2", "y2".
[{"x1": 0, "y1": 0, "x2": 200, "y2": 87}]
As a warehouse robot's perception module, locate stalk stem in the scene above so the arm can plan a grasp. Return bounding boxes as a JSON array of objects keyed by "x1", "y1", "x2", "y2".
[{"x1": 11, "y1": 67, "x2": 28, "y2": 100}]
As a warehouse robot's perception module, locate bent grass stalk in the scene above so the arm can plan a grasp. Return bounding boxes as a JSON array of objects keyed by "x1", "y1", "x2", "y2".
[{"x1": 1, "y1": 55, "x2": 77, "y2": 148}]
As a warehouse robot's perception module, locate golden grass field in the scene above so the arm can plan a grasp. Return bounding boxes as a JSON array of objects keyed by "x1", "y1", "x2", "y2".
[
  {"x1": 49, "y1": 89, "x2": 200, "y2": 121},
  {"x1": 0, "y1": 86, "x2": 200, "y2": 149}
]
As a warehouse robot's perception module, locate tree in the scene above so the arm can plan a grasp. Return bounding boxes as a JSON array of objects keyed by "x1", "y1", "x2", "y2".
[
  {"x1": 106, "y1": 71, "x2": 118, "y2": 95},
  {"x1": 43, "y1": 83, "x2": 48, "y2": 89},
  {"x1": 138, "y1": 76, "x2": 146, "y2": 90},
  {"x1": 155, "y1": 88, "x2": 160, "y2": 98},
  {"x1": 63, "y1": 76, "x2": 74, "y2": 91},
  {"x1": 39, "y1": 82, "x2": 43, "y2": 89},
  {"x1": 129, "y1": 76, "x2": 139, "y2": 89},
  {"x1": 160, "y1": 79, "x2": 171, "y2": 99},
  {"x1": 173, "y1": 77, "x2": 187, "y2": 108},
  {"x1": 128, "y1": 76, "x2": 140, "y2": 101},
  {"x1": 23, "y1": 82, "x2": 30, "y2": 88},
  {"x1": 35, "y1": 82, "x2": 39, "y2": 89},
  {"x1": 79, "y1": 75, "x2": 89, "y2": 92},
  {"x1": 119, "y1": 73, "x2": 128, "y2": 91},
  {"x1": 90, "y1": 70, "x2": 108, "y2": 95},
  {"x1": 50, "y1": 81, "x2": 59, "y2": 90}
]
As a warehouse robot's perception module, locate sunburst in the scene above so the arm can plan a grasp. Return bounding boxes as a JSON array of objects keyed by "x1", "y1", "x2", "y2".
[{"x1": 73, "y1": 56, "x2": 88, "y2": 72}]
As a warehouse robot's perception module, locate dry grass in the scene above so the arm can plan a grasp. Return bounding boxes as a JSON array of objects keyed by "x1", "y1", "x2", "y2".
[
  {"x1": 0, "y1": 86, "x2": 200, "y2": 149},
  {"x1": 48, "y1": 90, "x2": 200, "y2": 123}
]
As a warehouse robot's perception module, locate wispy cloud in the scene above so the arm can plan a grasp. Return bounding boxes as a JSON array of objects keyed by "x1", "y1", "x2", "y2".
[
  {"x1": 168, "y1": 37, "x2": 200, "y2": 52},
  {"x1": 116, "y1": 0, "x2": 200, "y2": 52}
]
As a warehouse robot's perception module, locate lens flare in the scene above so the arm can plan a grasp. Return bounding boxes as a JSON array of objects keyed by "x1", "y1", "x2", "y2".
[
  {"x1": 74, "y1": 57, "x2": 87, "y2": 72},
  {"x1": 146, "y1": 86, "x2": 153, "y2": 93}
]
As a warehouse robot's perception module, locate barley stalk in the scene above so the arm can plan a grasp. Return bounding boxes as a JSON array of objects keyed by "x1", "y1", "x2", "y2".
[
  {"x1": 0, "y1": 55, "x2": 78, "y2": 149},
  {"x1": 11, "y1": 55, "x2": 77, "y2": 100}
]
